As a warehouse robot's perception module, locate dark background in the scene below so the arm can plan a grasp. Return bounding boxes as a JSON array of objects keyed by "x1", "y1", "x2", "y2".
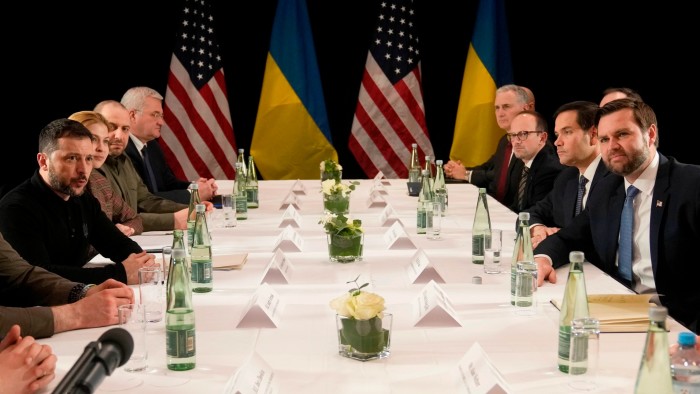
[{"x1": 2, "y1": 1, "x2": 694, "y2": 195}]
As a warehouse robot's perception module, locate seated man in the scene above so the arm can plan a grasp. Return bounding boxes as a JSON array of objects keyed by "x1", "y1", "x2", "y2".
[
  {"x1": 444, "y1": 85, "x2": 534, "y2": 205},
  {"x1": 121, "y1": 86, "x2": 218, "y2": 204},
  {"x1": 0, "y1": 118, "x2": 155, "y2": 285},
  {"x1": 525, "y1": 101, "x2": 611, "y2": 247},
  {"x1": 504, "y1": 110, "x2": 563, "y2": 212},
  {"x1": 0, "y1": 232, "x2": 135, "y2": 339},
  {"x1": 95, "y1": 100, "x2": 211, "y2": 232},
  {"x1": 535, "y1": 99, "x2": 700, "y2": 334}
]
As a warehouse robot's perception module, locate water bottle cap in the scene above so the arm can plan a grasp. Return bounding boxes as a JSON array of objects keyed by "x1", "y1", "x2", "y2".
[
  {"x1": 172, "y1": 248, "x2": 185, "y2": 258},
  {"x1": 648, "y1": 305, "x2": 667, "y2": 321},
  {"x1": 196, "y1": 204, "x2": 205, "y2": 212},
  {"x1": 518, "y1": 212, "x2": 530, "y2": 220},
  {"x1": 412, "y1": 143, "x2": 417, "y2": 148},
  {"x1": 238, "y1": 148, "x2": 244, "y2": 153},
  {"x1": 190, "y1": 183, "x2": 199, "y2": 190},
  {"x1": 436, "y1": 159, "x2": 443, "y2": 165},
  {"x1": 678, "y1": 331, "x2": 697, "y2": 346},
  {"x1": 569, "y1": 251, "x2": 585, "y2": 263}
]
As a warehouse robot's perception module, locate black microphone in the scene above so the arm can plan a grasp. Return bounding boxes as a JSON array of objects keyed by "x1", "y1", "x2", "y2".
[{"x1": 52, "y1": 327, "x2": 134, "y2": 394}]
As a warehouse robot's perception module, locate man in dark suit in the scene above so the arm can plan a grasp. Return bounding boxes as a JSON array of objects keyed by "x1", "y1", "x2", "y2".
[
  {"x1": 121, "y1": 86, "x2": 217, "y2": 204},
  {"x1": 504, "y1": 110, "x2": 563, "y2": 212},
  {"x1": 535, "y1": 99, "x2": 700, "y2": 333},
  {"x1": 526, "y1": 101, "x2": 610, "y2": 246},
  {"x1": 444, "y1": 85, "x2": 534, "y2": 205}
]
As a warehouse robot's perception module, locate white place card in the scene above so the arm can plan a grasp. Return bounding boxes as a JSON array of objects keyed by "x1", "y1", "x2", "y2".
[
  {"x1": 378, "y1": 204, "x2": 402, "y2": 227},
  {"x1": 260, "y1": 249, "x2": 294, "y2": 284},
  {"x1": 366, "y1": 190, "x2": 388, "y2": 208},
  {"x1": 279, "y1": 192, "x2": 302, "y2": 210},
  {"x1": 383, "y1": 221, "x2": 416, "y2": 250},
  {"x1": 412, "y1": 280, "x2": 461, "y2": 327},
  {"x1": 223, "y1": 352, "x2": 279, "y2": 394},
  {"x1": 236, "y1": 283, "x2": 284, "y2": 328},
  {"x1": 273, "y1": 226, "x2": 303, "y2": 252},
  {"x1": 406, "y1": 249, "x2": 446, "y2": 284},
  {"x1": 456, "y1": 343, "x2": 512, "y2": 394},
  {"x1": 278, "y1": 204, "x2": 303, "y2": 228},
  {"x1": 373, "y1": 171, "x2": 391, "y2": 185},
  {"x1": 370, "y1": 181, "x2": 389, "y2": 195},
  {"x1": 291, "y1": 179, "x2": 307, "y2": 195}
]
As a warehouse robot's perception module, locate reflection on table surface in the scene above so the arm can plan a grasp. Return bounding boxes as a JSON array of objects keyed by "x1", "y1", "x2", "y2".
[{"x1": 47, "y1": 179, "x2": 684, "y2": 393}]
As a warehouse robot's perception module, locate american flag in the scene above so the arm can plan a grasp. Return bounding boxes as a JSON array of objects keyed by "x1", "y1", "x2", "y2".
[
  {"x1": 160, "y1": 0, "x2": 237, "y2": 180},
  {"x1": 349, "y1": 0, "x2": 434, "y2": 179}
]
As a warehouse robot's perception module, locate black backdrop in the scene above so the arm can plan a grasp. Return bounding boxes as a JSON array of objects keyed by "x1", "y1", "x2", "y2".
[{"x1": 2, "y1": 1, "x2": 695, "y2": 194}]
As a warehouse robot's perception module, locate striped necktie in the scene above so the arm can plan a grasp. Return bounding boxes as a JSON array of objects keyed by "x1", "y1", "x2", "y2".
[
  {"x1": 517, "y1": 166, "x2": 529, "y2": 211},
  {"x1": 618, "y1": 185, "x2": 640, "y2": 282},
  {"x1": 575, "y1": 175, "x2": 588, "y2": 216}
]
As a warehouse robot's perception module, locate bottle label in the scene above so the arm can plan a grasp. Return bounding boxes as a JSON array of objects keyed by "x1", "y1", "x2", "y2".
[
  {"x1": 558, "y1": 325, "x2": 572, "y2": 371},
  {"x1": 187, "y1": 221, "x2": 195, "y2": 247},
  {"x1": 472, "y1": 234, "x2": 485, "y2": 261},
  {"x1": 246, "y1": 188, "x2": 259, "y2": 204},
  {"x1": 191, "y1": 260, "x2": 212, "y2": 284},
  {"x1": 166, "y1": 326, "x2": 196, "y2": 358}
]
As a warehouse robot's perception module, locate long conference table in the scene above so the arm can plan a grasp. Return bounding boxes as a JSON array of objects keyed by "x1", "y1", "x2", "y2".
[{"x1": 41, "y1": 179, "x2": 689, "y2": 393}]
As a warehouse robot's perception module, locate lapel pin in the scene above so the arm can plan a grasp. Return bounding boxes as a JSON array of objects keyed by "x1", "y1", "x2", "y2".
[{"x1": 656, "y1": 200, "x2": 663, "y2": 207}]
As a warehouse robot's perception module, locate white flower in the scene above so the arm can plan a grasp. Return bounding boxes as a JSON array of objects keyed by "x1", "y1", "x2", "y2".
[
  {"x1": 330, "y1": 291, "x2": 385, "y2": 320},
  {"x1": 321, "y1": 179, "x2": 351, "y2": 196}
]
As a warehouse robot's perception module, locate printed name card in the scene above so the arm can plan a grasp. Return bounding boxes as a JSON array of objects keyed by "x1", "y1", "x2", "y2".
[
  {"x1": 278, "y1": 205, "x2": 303, "y2": 228},
  {"x1": 260, "y1": 249, "x2": 294, "y2": 284},
  {"x1": 456, "y1": 343, "x2": 511, "y2": 394},
  {"x1": 370, "y1": 180, "x2": 389, "y2": 195},
  {"x1": 406, "y1": 249, "x2": 446, "y2": 284},
  {"x1": 224, "y1": 352, "x2": 278, "y2": 394},
  {"x1": 366, "y1": 190, "x2": 388, "y2": 208},
  {"x1": 236, "y1": 283, "x2": 284, "y2": 328},
  {"x1": 273, "y1": 226, "x2": 304, "y2": 252},
  {"x1": 279, "y1": 192, "x2": 302, "y2": 210},
  {"x1": 383, "y1": 221, "x2": 416, "y2": 250},
  {"x1": 378, "y1": 205, "x2": 402, "y2": 227},
  {"x1": 412, "y1": 280, "x2": 461, "y2": 327},
  {"x1": 291, "y1": 179, "x2": 307, "y2": 195},
  {"x1": 373, "y1": 171, "x2": 391, "y2": 185}
]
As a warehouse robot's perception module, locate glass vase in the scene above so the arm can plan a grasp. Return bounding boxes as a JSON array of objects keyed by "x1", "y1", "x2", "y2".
[
  {"x1": 327, "y1": 233, "x2": 363, "y2": 263},
  {"x1": 336, "y1": 313, "x2": 392, "y2": 361},
  {"x1": 323, "y1": 193, "x2": 350, "y2": 215},
  {"x1": 321, "y1": 169, "x2": 342, "y2": 183}
]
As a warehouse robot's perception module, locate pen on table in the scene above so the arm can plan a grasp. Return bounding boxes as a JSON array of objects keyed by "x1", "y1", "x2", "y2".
[{"x1": 145, "y1": 248, "x2": 164, "y2": 254}]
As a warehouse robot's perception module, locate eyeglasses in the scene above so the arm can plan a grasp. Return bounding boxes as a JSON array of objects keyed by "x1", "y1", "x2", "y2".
[
  {"x1": 506, "y1": 130, "x2": 541, "y2": 142},
  {"x1": 135, "y1": 110, "x2": 164, "y2": 119}
]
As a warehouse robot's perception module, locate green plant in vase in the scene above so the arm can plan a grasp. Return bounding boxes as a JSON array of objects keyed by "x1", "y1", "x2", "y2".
[
  {"x1": 319, "y1": 213, "x2": 364, "y2": 263},
  {"x1": 320, "y1": 179, "x2": 359, "y2": 215},
  {"x1": 330, "y1": 276, "x2": 391, "y2": 361},
  {"x1": 320, "y1": 158, "x2": 342, "y2": 183}
]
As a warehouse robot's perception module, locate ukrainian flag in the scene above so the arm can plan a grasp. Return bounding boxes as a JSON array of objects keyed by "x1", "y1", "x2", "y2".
[
  {"x1": 450, "y1": 0, "x2": 513, "y2": 167},
  {"x1": 251, "y1": 0, "x2": 337, "y2": 180}
]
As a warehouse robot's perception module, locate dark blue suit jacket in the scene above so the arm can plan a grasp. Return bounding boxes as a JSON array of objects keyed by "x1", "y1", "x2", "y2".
[
  {"x1": 506, "y1": 142, "x2": 563, "y2": 213},
  {"x1": 526, "y1": 159, "x2": 611, "y2": 229},
  {"x1": 535, "y1": 154, "x2": 700, "y2": 333},
  {"x1": 125, "y1": 139, "x2": 191, "y2": 204}
]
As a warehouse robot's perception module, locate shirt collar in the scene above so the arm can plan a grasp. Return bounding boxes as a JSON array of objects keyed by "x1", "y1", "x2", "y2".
[{"x1": 582, "y1": 155, "x2": 602, "y2": 181}]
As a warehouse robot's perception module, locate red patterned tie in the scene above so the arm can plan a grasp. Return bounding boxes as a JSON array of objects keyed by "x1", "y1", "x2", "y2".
[{"x1": 495, "y1": 142, "x2": 512, "y2": 201}]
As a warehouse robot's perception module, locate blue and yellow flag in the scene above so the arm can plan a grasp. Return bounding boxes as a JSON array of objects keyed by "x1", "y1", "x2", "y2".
[
  {"x1": 251, "y1": 0, "x2": 337, "y2": 180},
  {"x1": 450, "y1": 0, "x2": 513, "y2": 167}
]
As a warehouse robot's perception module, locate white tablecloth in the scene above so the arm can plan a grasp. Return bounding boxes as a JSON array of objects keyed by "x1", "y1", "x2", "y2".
[{"x1": 42, "y1": 179, "x2": 687, "y2": 393}]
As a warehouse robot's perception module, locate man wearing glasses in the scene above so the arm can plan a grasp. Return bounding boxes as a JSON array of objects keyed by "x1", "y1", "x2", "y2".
[{"x1": 504, "y1": 110, "x2": 563, "y2": 212}]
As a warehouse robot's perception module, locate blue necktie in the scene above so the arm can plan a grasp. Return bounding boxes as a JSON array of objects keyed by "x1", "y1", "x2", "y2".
[
  {"x1": 142, "y1": 145, "x2": 159, "y2": 192},
  {"x1": 574, "y1": 175, "x2": 588, "y2": 216},
  {"x1": 618, "y1": 185, "x2": 640, "y2": 281}
]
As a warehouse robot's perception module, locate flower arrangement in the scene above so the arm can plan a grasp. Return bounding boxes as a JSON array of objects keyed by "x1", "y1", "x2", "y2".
[
  {"x1": 320, "y1": 159, "x2": 343, "y2": 183},
  {"x1": 330, "y1": 275, "x2": 385, "y2": 320},
  {"x1": 321, "y1": 179, "x2": 359, "y2": 198},
  {"x1": 331, "y1": 276, "x2": 391, "y2": 360},
  {"x1": 319, "y1": 213, "x2": 363, "y2": 236}
]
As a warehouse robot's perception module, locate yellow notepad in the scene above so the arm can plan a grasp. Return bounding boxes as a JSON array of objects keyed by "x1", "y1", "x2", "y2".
[{"x1": 550, "y1": 294, "x2": 657, "y2": 333}]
